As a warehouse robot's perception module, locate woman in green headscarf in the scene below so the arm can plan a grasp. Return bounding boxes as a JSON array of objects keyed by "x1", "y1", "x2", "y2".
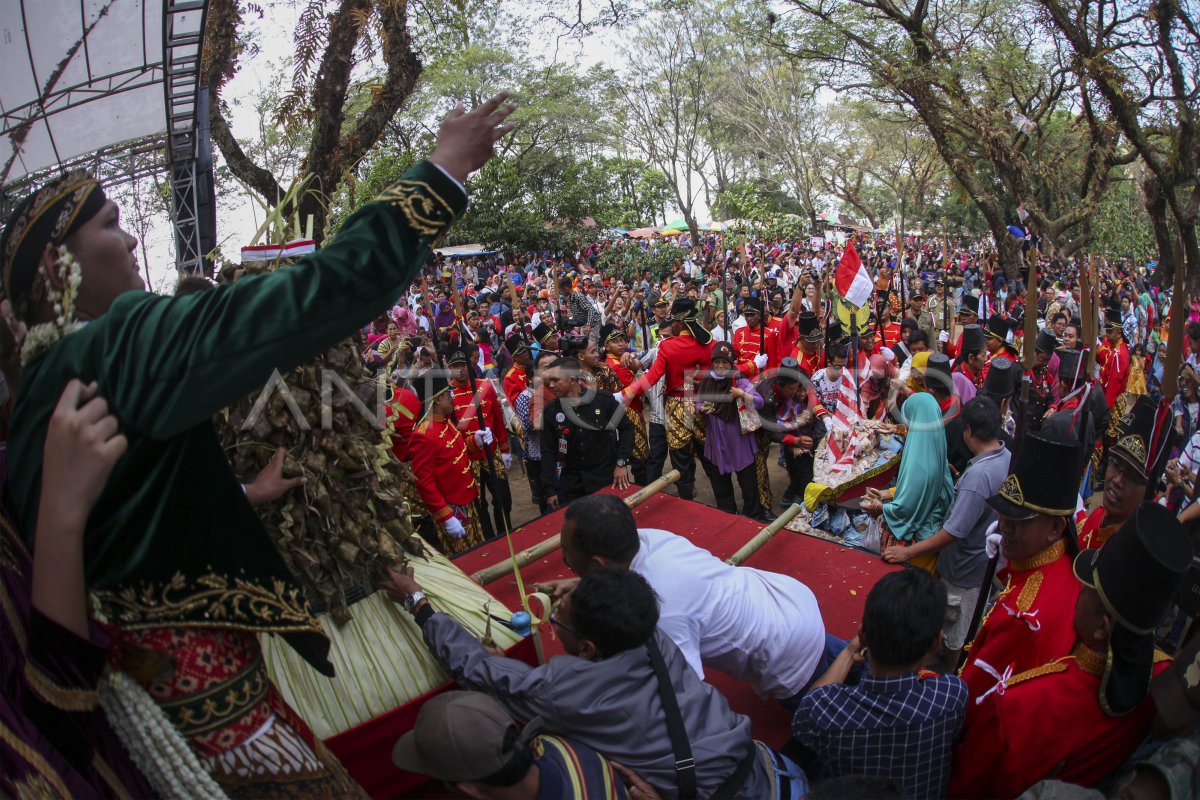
[{"x1": 860, "y1": 391, "x2": 954, "y2": 573}]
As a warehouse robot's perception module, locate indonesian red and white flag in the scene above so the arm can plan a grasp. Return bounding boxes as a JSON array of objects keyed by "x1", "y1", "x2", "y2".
[{"x1": 835, "y1": 241, "x2": 872, "y2": 308}]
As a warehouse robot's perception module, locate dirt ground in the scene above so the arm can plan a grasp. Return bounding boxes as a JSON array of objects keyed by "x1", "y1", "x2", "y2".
[{"x1": 504, "y1": 444, "x2": 795, "y2": 530}]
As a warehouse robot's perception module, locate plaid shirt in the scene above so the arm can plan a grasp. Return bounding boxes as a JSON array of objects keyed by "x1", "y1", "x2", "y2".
[{"x1": 793, "y1": 671, "x2": 967, "y2": 800}]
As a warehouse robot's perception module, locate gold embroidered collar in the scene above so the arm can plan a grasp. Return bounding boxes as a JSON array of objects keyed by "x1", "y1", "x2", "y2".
[
  {"x1": 1074, "y1": 644, "x2": 1107, "y2": 676},
  {"x1": 1010, "y1": 539, "x2": 1067, "y2": 572}
]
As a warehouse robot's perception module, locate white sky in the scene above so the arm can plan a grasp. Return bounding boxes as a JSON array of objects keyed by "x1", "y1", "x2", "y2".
[{"x1": 139, "y1": 10, "x2": 661, "y2": 293}]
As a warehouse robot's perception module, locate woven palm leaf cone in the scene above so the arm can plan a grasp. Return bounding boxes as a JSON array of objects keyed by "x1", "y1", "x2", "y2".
[
  {"x1": 215, "y1": 257, "x2": 419, "y2": 626},
  {"x1": 216, "y1": 255, "x2": 525, "y2": 739}
]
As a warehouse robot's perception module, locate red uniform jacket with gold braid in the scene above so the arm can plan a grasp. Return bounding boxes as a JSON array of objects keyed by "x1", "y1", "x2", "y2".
[
  {"x1": 732, "y1": 324, "x2": 768, "y2": 379},
  {"x1": 451, "y1": 378, "x2": 509, "y2": 460},
  {"x1": 387, "y1": 386, "x2": 422, "y2": 462},
  {"x1": 794, "y1": 348, "x2": 823, "y2": 378},
  {"x1": 1098, "y1": 339, "x2": 1131, "y2": 408},
  {"x1": 950, "y1": 649, "x2": 1170, "y2": 798},
  {"x1": 624, "y1": 330, "x2": 714, "y2": 400},
  {"x1": 408, "y1": 414, "x2": 480, "y2": 522},
  {"x1": 502, "y1": 366, "x2": 528, "y2": 411},
  {"x1": 605, "y1": 354, "x2": 643, "y2": 412},
  {"x1": 879, "y1": 320, "x2": 902, "y2": 349},
  {"x1": 959, "y1": 540, "x2": 1081, "y2": 723},
  {"x1": 1078, "y1": 506, "x2": 1119, "y2": 551}
]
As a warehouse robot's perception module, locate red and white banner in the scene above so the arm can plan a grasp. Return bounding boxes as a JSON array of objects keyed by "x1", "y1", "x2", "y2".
[
  {"x1": 241, "y1": 239, "x2": 318, "y2": 263},
  {"x1": 835, "y1": 241, "x2": 872, "y2": 308}
]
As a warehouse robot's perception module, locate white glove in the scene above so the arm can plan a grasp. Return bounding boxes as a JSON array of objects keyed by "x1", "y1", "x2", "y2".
[
  {"x1": 822, "y1": 416, "x2": 834, "y2": 433},
  {"x1": 474, "y1": 428, "x2": 494, "y2": 447},
  {"x1": 754, "y1": 353, "x2": 769, "y2": 369},
  {"x1": 613, "y1": 391, "x2": 627, "y2": 405},
  {"x1": 501, "y1": 452, "x2": 512, "y2": 470},
  {"x1": 938, "y1": 330, "x2": 950, "y2": 343},
  {"x1": 444, "y1": 516, "x2": 467, "y2": 539},
  {"x1": 985, "y1": 520, "x2": 1002, "y2": 558},
  {"x1": 880, "y1": 346, "x2": 895, "y2": 362}
]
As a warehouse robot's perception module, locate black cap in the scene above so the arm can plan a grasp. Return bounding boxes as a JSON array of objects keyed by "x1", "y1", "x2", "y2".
[
  {"x1": 504, "y1": 334, "x2": 530, "y2": 357},
  {"x1": 532, "y1": 322, "x2": 555, "y2": 344},
  {"x1": 711, "y1": 341, "x2": 735, "y2": 363},
  {"x1": 414, "y1": 373, "x2": 452, "y2": 410},
  {"x1": 987, "y1": 431, "x2": 1081, "y2": 519},
  {"x1": 982, "y1": 357, "x2": 1014, "y2": 401},
  {"x1": 775, "y1": 356, "x2": 803, "y2": 383},
  {"x1": 1109, "y1": 395, "x2": 1158, "y2": 483},
  {"x1": 1073, "y1": 503, "x2": 1191, "y2": 716},
  {"x1": 797, "y1": 311, "x2": 821, "y2": 340},
  {"x1": 1035, "y1": 329, "x2": 1059, "y2": 355},
  {"x1": 743, "y1": 296, "x2": 763, "y2": 315},
  {"x1": 958, "y1": 294, "x2": 979, "y2": 316},
  {"x1": 985, "y1": 314, "x2": 1010, "y2": 341},
  {"x1": 1105, "y1": 304, "x2": 1123, "y2": 329},
  {"x1": 959, "y1": 324, "x2": 986, "y2": 355},
  {"x1": 446, "y1": 347, "x2": 470, "y2": 365},
  {"x1": 925, "y1": 352, "x2": 953, "y2": 395},
  {"x1": 1057, "y1": 348, "x2": 1085, "y2": 390},
  {"x1": 669, "y1": 297, "x2": 698, "y2": 319},
  {"x1": 599, "y1": 322, "x2": 626, "y2": 344}
]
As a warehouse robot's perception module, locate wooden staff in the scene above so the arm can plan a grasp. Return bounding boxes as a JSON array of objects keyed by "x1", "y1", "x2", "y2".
[
  {"x1": 725, "y1": 503, "x2": 804, "y2": 567},
  {"x1": 1080, "y1": 254, "x2": 1096, "y2": 374},
  {"x1": 1023, "y1": 250, "x2": 1040, "y2": 369},
  {"x1": 472, "y1": 470, "x2": 681, "y2": 586},
  {"x1": 1162, "y1": 249, "x2": 1187, "y2": 401}
]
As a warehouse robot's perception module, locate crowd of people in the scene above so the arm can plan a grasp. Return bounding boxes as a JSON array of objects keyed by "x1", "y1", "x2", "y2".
[{"x1": 1, "y1": 91, "x2": 1198, "y2": 800}]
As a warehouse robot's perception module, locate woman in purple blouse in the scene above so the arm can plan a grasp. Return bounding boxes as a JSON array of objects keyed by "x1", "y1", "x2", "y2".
[{"x1": 696, "y1": 341, "x2": 768, "y2": 521}]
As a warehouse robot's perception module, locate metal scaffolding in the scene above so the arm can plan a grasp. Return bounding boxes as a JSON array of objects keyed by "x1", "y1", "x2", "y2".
[{"x1": 0, "y1": 0, "x2": 215, "y2": 275}]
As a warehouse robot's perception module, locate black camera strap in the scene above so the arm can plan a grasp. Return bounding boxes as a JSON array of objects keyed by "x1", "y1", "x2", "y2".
[{"x1": 647, "y1": 639, "x2": 697, "y2": 799}]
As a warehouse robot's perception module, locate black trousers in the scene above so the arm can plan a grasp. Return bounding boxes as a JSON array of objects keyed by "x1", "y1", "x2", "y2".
[
  {"x1": 700, "y1": 455, "x2": 763, "y2": 518},
  {"x1": 784, "y1": 449, "x2": 815, "y2": 504},
  {"x1": 671, "y1": 443, "x2": 698, "y2": 500},
  {"x1": 475, "y1": 463, "x2": 512, "y2": 539},
  {"x1": 525, "y1": 459, "x2": 548, "y2": 515},
  {"x1": 646, "y1": 422, "x2": 669, "y2": 484}
]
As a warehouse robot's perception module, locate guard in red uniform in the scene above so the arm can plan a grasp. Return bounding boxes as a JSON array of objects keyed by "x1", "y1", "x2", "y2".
[
  {"x1": 408, "y1": 374, "x2": 487, "y2": 555},
  {"x1": 601, "y1": 323, "x2": 649, "y2": 484},
  {"x1": 944, "y1": 294, "x2": 980, "y2": 360},
  {"x1": 1099, "y1": 305, "x2": 1131, "y2": 410},
  {"x1": 621, "y1": 298, "x2": 713, "y2": 501},
  {"x1": 951, "y1": 503, "x2": 1188, "y2": 798},
  {"x1": 984, "y1": 314, "x2": 1019, "y2": 364},
  {"x1": 1078, "y1": 394, "x2": 1157, "y2": 550},
  {"x1": 877, "y1": 305, "x2": 902, "y2": 350},
  {"x1": 387, "y1": 384, "x2": 422, "y2": 462},
  {"x1": 959, "y1": 431, "x2": 1083, "y2": 721},
  {"x1": 953, "y1": 324, "x2": 987, "y2": 392},
  {"x1": 448, "y1": 347, "x2": 511, "y2": 539},
  {"x1": 732, "y1": 298, "x2": 770, "y2": 379},
  {"x1": 502, "y1": 334, "x2": 532, "y2": 410}
]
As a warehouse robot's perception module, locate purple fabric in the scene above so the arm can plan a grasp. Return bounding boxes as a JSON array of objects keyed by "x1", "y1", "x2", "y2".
[
  {"x1": 951, "y1": 372, "x2": 977, "y2": 404},
  {"x1": 700, "y1": 377, "x2": 763, "y2": 473},
  {"x1": 1, "y1": 456, "x2": 152, "y2": 798}
]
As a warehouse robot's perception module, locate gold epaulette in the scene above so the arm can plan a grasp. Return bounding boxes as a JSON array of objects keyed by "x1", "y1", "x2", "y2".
[
  {"x1": 1007, "y1": 657, "x2": 1072, "y2": 688},
  {"x1": 414, "y1": 419, "x2": 431, "y2": 435},
  {"x1": 1016, "y1": 572, "x2": 1043, "y2": 614},
  {"x1": 1154, "y1": 649, "x2": 1173, "y2": 664}
]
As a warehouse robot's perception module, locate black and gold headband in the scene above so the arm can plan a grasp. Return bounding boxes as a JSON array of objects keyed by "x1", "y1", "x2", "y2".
[{"x1": 1, "y1": 171, "x2": 105, "y2": 317}]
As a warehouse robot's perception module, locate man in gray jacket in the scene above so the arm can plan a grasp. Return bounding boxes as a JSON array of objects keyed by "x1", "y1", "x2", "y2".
[{"x1": 380, "y1": 566, "x2": 799, "y2": 799}]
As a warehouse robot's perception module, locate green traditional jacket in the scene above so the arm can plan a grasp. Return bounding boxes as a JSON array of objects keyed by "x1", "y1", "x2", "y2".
[{"x1": 8, "y1": 161, "x2": 466, "y2": 674}]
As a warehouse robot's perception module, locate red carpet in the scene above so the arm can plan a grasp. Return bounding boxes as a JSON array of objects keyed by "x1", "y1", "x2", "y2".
[
  {"x1": 453, "y1": 486, "x2": 900, "y2": 749},
  {"x1": 329, "y1": 488, "x2": 898, "y2": 797}
]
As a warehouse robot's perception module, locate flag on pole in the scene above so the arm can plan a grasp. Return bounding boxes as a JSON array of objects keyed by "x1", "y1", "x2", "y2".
[{"x1": 835, "y1": 241, "x2": 872, "y2": 308}]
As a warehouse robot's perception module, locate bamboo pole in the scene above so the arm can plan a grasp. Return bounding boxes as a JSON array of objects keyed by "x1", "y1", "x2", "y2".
[
  {"x1": 725, "y1": 503, "x2": 804, "y2": 567},
  {"x1": 472, "y1": 469, "x2": 682, "y2": 586}
]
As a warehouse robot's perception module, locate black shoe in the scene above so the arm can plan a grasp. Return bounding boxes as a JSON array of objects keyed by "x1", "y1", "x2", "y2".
[
  {"x1": 779, "y1": 493, "x2": 797, "y2": 507},
  {"x1": 749, "y1": 510, "x2": 775, "y2": 525}
]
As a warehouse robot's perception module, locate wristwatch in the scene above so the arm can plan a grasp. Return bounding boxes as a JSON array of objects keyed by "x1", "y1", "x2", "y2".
[
  {"x1": 616, "y1": 459, "x2": 629, "y2": 468},
  {"x1": 403, "y1": 591, "x2": 427, "y2": 611}
]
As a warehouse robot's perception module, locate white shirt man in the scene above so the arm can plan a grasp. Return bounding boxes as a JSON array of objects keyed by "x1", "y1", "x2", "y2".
[{"x1": 630, "y1": 528, "x2": 825, "y2": 699}]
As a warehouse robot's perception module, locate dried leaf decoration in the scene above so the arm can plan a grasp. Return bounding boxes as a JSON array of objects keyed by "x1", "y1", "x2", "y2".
[{"x1": 215, "y1": 257, "x2": 421, "y2": 627}]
